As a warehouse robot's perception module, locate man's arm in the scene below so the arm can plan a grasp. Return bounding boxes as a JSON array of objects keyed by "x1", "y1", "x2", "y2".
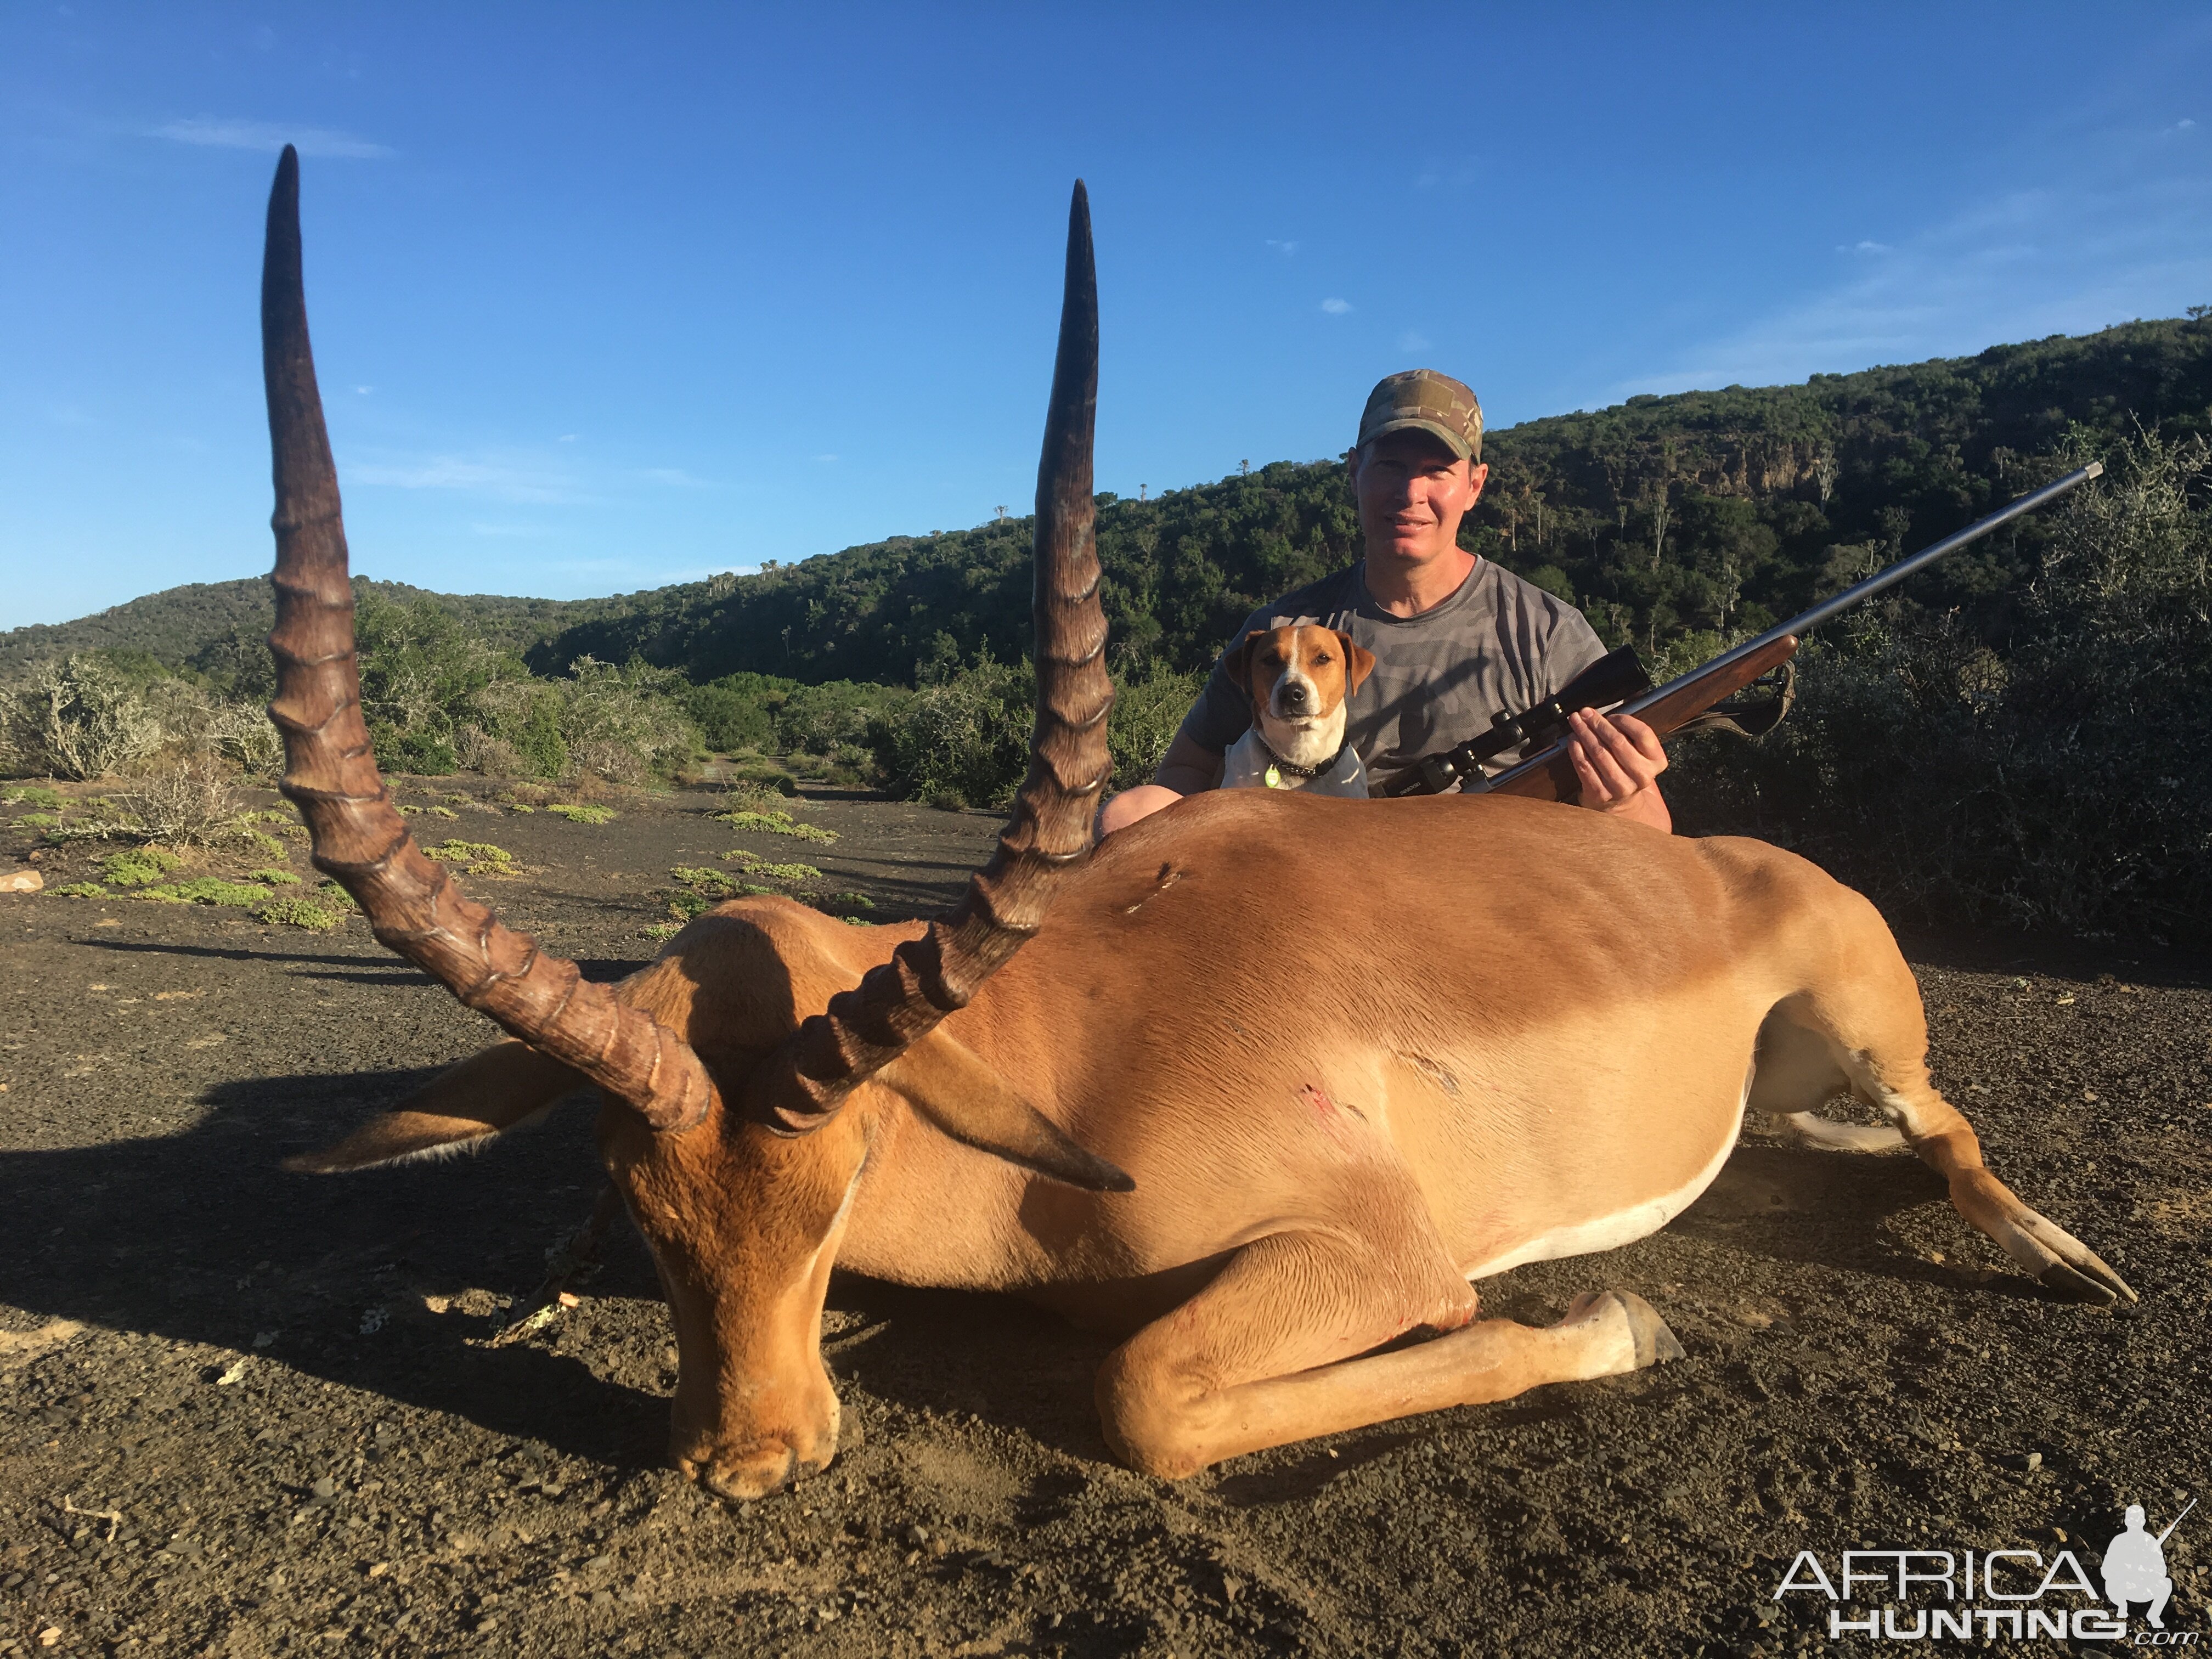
[
  {"x1": 1097, "y1": 731, "x2": 1223, "y2": 835},
  {"x1": 1153, "y1": 730, "x2": 1224, "y2": 796}
]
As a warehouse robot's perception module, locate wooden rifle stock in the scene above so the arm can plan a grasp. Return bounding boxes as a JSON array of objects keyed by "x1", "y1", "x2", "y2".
[{"x1": 1482, "y1": 635, "x2": 1799, "y2": 803}]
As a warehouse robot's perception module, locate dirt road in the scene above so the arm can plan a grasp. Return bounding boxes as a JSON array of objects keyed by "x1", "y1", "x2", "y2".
[{"x1": 3, "y1": 782, "x2": 2208, "y2": 1657}]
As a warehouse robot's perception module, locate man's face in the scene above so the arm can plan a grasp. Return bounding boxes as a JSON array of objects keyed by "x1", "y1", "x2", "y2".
[{"x1": 1348, "y1": 429, "x2": 1488, "y2": 573}]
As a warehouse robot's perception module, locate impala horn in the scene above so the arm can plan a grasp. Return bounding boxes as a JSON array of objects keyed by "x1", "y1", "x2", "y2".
[
  {"x1": 259, "y1": 145, "x2": 716, "y2": 1135},
  {"x1": 743, "y1": 180, "x2": 1115, "y2": 1135}
]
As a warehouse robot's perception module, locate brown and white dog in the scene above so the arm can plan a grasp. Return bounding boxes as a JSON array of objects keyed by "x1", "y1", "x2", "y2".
[{"x1": 1222, "y1": 623, "x2": 1378, "y2": 795}]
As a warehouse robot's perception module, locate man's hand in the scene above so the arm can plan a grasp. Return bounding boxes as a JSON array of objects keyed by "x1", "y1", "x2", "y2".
[{"x1": 1565, "y1": 709, "x2": 1672, "y2": 832}]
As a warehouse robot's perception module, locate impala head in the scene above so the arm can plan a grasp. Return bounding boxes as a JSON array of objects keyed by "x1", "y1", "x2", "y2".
[{"x1": 259, "y1": 148, "x2": 1119, "y2": 1499}]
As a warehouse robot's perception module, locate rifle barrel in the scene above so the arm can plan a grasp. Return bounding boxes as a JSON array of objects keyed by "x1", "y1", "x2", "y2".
[
  {"x1": 1474, "y1": 460, "x2": 2102, "y2": 798},
  {"x1": 1613, "y1": 460, "x2": 2102, "y2": 728},
  {"x1": 2156, "y1": 1498, "x2": 2196, "y2": 1546}
]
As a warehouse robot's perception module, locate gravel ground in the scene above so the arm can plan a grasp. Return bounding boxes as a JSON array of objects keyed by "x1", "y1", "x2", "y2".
[{"x1": 2, "y1": 780, "x2": 2208, "y2": 1658}]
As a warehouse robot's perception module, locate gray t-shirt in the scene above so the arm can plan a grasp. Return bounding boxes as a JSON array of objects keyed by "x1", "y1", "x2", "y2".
[{"x1": 1178, "y1": 558, "x2": 1607, "y2": 794}]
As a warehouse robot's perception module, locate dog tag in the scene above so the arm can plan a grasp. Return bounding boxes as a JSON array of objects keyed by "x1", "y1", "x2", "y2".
[{"x1": 1263, "y1": 764, "x2": 1285, "y2": 789}]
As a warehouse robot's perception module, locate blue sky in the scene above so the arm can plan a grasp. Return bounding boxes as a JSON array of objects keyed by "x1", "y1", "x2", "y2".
[{"x1": 4, "y1": 3, "x2": 2209, "y2": 631}]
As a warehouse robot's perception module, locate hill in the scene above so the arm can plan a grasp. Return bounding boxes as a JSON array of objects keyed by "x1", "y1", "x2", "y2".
[
  {"x1": 9, "y1": 309, "x2": 2209, "y2": 688},
  {"x1": 528, "y1": 309, "x2": 2212, "y2": 682},
  {"x1": 0, "y1": 578, "x2": 630, "y2": 691}
]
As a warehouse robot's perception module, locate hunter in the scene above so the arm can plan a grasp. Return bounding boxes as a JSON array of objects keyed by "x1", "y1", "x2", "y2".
[{"x1": 1099, "y1": 369, "x2": 1673, "y2": 833}]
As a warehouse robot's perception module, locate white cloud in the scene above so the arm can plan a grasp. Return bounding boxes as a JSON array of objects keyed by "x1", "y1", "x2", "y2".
[
  {"x1": 1608, "y1": 162, "x2": 2212, "y2": 402},
  {"x1": 149, "y1": 117, "x2": 392, "y2": 160},
  {"x1": 348, "y1": 452, "x2": 584, "y2": 504},
  {"x1": 1321, "y1": 297, "x2": 1353, "y2": 315},
  {"x1": 1266, "y1": 239, "x2": 1301, "y2": 256},
  {"x1": 1398, "y1": 330, "x2": 1432, "y2": 352},
  {"x1": 814, "y1": 453, "x2": 839, "y2": 462},
  {"x1": 353, "y1": 385, "x2": 373, "y2": 396},
  {"x1": 556, "y1": 433, "x2": 579, "y2": 443},
  {"x1": 1838, "y1": 240, "x2": 1893, "y2": 254}
]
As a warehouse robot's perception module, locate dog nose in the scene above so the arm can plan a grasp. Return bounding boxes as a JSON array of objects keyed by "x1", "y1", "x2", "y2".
[{"x1": 1279, "y1": 681, "x2": 1310, "y2": 712}]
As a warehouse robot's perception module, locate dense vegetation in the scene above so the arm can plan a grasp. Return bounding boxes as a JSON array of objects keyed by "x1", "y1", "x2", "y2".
[{"x1": 5, "y1": 310, "x2": 2208, "y2": 939}]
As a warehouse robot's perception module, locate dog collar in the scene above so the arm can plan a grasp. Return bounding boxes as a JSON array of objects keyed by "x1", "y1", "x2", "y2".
[{"x1": 1254, "y1": 731, "x2": 1345, "y2": 786}]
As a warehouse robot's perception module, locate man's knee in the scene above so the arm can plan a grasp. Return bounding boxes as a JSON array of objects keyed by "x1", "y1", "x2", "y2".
[{"x1": 1099, "y1": 785, "x2": 1182, "y2": 836}]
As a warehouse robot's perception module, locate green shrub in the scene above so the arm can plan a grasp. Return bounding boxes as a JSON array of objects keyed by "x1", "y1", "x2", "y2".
[
  {"x1": 319, "y1": 881, "x2": 362, "y2": 911},
  {"x1": 19, "y1": 812, "x2": 61, "y2": 828},
  {"x1": 871, "y1": 654, "x2": 1032, "y2": 810},
  {"x1": 544, "y1": 803, "x2": 617, "y2": 825},
  {"x1": 256, "y1": 897, "x2": 343, "y2": 930},
  {"x1": 50, "y1": 881, "x2": 108, "y2": 898},
  {"x1": 100, "y1": 847, "x2": 184, "y2": 888},
  {"x1": 247, "y1": 867, "x2": 301, "y2": 885},
  {"x1": 138, "y1": 877, "x2": 270, "y2": 906},
  {"x1": 714, "y1": 809, "x2": 837, "y2": 843},
  {"x1": 1671, "y1": 431, "x2": 2212, "y2": 939},
  {"x1": 1108, "y1": 665, "x2": 1206, "y2": 789},
  {"x1": 4, "y1": 787, "x2": 65, "y2": 808},
  {"x1": 721, "y1": 851, "x2": 822, "y2": 882}
]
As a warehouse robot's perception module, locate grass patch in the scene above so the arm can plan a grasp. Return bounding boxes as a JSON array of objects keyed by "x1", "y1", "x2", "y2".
[
  {"x1": 49, "y1": 881, "x2": 108, "y2": 898},
  {"x1": 810, "y1": 891, "x2": 877, "y2": 918},
  {"x1": 545, "y1": 803, "x2": 617, "y2": 825},
  {"x1": 641, "y1": 921, "x2": 684, "y2": 941},
  {"x1": 4, "y1": 787, "x2": 66, "y2": 809},
  {"x1": 256, "y1": 897, "x2": 343, "y2": 930},
  {"x1": 714, "y1": 809, "x2": 837, "y2": 844},
  {"x1": 99, "y1": 847, "x2": 184, "y2": 888},
  {"x1": 247, "y1": 867, "x2": 301, "y2": 885},
  {"x1": 19, "y1": 812, "x2": 63, "y2": 829},
  {"x1": 421, "y1": 840, "x2": 519, "y2": 877},
  {"x1": 138, "y1": 877, "x2": 271, "y2": 907},
  {"x1": 319, "y1": 881, "x2": 362, "y2": 911},
  {"x1": 721, "y1": 850, "x2": 823, "y2": 882}
]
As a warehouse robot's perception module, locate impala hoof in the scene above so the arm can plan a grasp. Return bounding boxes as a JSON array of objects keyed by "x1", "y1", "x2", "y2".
[{"x1": 1609, "y1": 1290, "x2": 1686, "y2": 1368}]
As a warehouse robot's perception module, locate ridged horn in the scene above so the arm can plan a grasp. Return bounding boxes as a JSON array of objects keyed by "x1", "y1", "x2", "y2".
[
  {"x1": 746, "y1": 180, "x2": 1114, "y2": 1133},
  {"x1": 258, "y1": 145, "x2": 716, "y2": 1135}
]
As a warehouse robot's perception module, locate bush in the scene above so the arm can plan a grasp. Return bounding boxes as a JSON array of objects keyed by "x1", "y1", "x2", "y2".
[
  {"x1": 2, "y1": 654, "x2": 164, "y2": 779},
  {"x1": 1671, "y1": 431, "x2": 2212, "y2": 939},
  {"x1": 544, "y1": 803, "x2": 617, "y2": 825},
  {"x1": 872, "y1": 655, "x2": 1032, "y2": 810},
  {"x1": 110, "y1": 758, "x2": 247, "y2": 848},
  {"x1": 1108, "y1": 665, "x2": 1206, "y2": 790}
]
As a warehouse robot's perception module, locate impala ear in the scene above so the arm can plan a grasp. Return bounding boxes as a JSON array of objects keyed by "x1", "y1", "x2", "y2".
[
  {"x1": 878, "y1": 1028, "x2": 1133, "y2": 1194},
  {"x1": 286, "y1": 1040, "x2": 589, "y2": 1172}
]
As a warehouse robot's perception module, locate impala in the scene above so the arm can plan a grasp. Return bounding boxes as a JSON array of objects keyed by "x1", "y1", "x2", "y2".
[{"x1": 261, "y1": 150, "x2": 2132, "y2": 1500}]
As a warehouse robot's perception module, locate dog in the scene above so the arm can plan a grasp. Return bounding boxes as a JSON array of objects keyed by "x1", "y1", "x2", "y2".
[{"x1": 1221, "y1": 623, "x2": 1376, "y2": 795}]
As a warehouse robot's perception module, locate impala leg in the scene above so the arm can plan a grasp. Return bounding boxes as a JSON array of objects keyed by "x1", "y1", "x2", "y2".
[
  {"x1": 1094, "y1": 1231, "x2": 1681, "y2": 1480},
  {"x1": 1759, "y1": 895, "x2": 2138, "y2": 1307},
  {"x1": 1878, "y1": 1084, "x2": 2137, "y2": 1306}
]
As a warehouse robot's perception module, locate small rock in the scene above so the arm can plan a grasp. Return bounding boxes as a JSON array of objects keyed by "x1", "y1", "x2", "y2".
[
  {"x1": 2025, "y1": 1452, "x2": 2043, "y2": 1472},
  {"x1": 1, "y1": 869, "x2": 44, "y2": 894},
  {"x1": 311, "y1": 1477, "x2": 337, "y2": 1500},
  {"x1": 904, "y1": 1524, "x2": 929, "y2": 1547}
]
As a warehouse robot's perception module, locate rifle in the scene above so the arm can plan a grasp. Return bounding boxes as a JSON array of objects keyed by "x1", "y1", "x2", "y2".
[{"x1": 1379, "y1": 462, "x2": 2103, "y2": 800}]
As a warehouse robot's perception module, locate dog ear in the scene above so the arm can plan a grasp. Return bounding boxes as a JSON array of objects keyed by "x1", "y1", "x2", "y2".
[
  {"x1": 1336, "y1": 631, "x2": 1378, "y2": 696},
  {"x1": 1226, "y1": 629, "x2": 1267, "y2": 694}
]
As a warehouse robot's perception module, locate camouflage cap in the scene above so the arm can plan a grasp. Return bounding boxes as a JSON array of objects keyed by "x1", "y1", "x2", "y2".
[{"x1": 1356, "y1": 369, "x2": 1483, "y2": 462}]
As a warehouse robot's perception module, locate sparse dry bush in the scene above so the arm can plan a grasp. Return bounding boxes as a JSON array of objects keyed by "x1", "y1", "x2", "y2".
[
  {"x1": 110, "y1": 756, "x2": 250, "y2": 848},
  {"x1": 2, "y1": 654, "x2": 165, "y2": 779}
]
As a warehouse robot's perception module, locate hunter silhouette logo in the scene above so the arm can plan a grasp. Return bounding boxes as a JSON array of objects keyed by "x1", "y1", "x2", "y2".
[
  {"x1": 1773, "y1": 1498, "x2": 2196, "y2": 1643},
  {"x1": 2107, "y1": 1500, "x2": 2193, "y2": 1630}
]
